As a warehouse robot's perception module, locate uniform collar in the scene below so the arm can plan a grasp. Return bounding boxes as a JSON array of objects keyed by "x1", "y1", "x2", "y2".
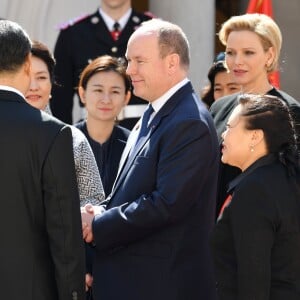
[
  {"x1": 228, "y1": 153, "x2": 277, "y2": 193},
  {"x1": 99, "y1": 8, "x2": 132, "y2": 31}
]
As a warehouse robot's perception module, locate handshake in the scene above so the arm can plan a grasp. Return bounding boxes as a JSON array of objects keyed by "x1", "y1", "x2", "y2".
[
  {"x1": 81, "y1": 204, "x2": 105, "y2": 243},
  {"x1": 81, "y1": 204, "x2": 105, "y2": 292}
]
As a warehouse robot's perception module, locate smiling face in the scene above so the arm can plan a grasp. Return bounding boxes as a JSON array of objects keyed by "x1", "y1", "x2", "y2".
[
  {"x1": 79, "y1": 70, "x2": 130, "y2": 122},
  {"x1": 25, "y1": 56, "x2": 51, "y2": 110},
  {"x1": 225, "y1": 30, "x2": 274, "y2": 92},
  {"x1": 126, "y1": 32, "x2": 173, "y2": 102}
]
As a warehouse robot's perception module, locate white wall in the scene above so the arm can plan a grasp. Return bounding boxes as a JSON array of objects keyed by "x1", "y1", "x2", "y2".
[{"x1": 1, "y1": 0, "x2": 99, "y2": 51}]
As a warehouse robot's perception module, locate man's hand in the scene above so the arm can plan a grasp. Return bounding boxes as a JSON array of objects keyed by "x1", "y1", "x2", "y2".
[
  {"x1": 81, "y1": 204, "x2": 104, "y2": 243},
  {"x1": 85, "y1": 273, "x2": 93, "y2": 291}
]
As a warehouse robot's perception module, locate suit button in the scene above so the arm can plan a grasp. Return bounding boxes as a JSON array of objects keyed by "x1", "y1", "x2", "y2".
[{"x1": 72, "y1": 291, "x2": 78, "y2": 300}]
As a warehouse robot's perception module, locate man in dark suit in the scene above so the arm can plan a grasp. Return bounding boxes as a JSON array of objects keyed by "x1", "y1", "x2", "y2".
[
  {"x1": 0, "y1": 20, "x2": 85, "y2": 300},
  {"x1": 51, "y1": 0, "x2": 153, "y2": 128},
  {"x1": 82, "y1": 19, "x2": 219, "y2": 300}
]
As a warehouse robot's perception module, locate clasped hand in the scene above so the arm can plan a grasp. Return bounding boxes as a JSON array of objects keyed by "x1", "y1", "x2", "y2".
[{"x1": 81, "y1": 204, "x2": 104, "y2": 243}]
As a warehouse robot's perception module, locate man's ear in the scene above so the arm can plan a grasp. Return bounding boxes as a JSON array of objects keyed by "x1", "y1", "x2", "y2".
[
  {"x1": 167, "y1": 53, "x2": 180, "y2": 75},
  {"x1": 24, "y1": 53, "x2": 32, "y2": 76}
]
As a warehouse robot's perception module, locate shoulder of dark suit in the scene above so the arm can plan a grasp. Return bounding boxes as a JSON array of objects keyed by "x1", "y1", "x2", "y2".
[
  {"x1": 58, "y1": 9, "x2": 154, "y2": 31},
  {"x1": 127, "y1": 10, "x2": 154, "y2": 27}
]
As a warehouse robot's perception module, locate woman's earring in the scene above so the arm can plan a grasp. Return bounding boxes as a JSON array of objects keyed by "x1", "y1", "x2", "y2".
[{"x1": 250, "y1": 145, "x2": 254, "y2": 152}]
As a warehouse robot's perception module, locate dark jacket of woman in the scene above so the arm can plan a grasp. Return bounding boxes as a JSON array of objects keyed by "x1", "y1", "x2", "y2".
[
  {"x1": 211, "y1": 154, "x2": 300, "y2": 300},
  {"x1": 75, "y1": 121, "x2": 129, "y2": 196},
  {"x1": 210, "y1": 88, "x2": 300, "y2": 217}
]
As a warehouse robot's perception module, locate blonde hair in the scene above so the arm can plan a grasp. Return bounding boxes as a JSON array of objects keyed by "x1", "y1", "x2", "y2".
[{"x1": 219, "y1": 13, "x2": 282, "y2": 72}]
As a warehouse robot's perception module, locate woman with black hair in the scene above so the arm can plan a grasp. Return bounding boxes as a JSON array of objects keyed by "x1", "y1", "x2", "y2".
[
  {"x1": 76, "y1": 55, "x2": 131, "y2": 196},
  {"x1": 211, "y1": 94, "x2": 300, "y2": 300},
  {"x1": 25, "y1": 40, "x2": 105, "y2": 206},
  {"x1": 201, "y1": 52, "x2": 240, "y2": 108}
]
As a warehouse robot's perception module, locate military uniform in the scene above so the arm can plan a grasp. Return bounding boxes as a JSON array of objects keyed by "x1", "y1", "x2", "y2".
[{"x1": 50, "y1": 9, "x2": 153, "y2": 128}]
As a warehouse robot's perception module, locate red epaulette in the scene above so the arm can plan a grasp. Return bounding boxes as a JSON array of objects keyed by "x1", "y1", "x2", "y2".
[{"x1": 57, "y1": 13, "x2": 90, "y2": 30}]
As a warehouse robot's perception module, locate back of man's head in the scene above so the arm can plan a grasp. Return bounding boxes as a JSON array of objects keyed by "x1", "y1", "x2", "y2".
[{"x1": 0, "y1": 20, "x2": 31, "y2": 74}]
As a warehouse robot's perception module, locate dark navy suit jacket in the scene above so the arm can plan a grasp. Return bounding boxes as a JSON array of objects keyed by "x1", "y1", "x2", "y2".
[{"x1": 90, "y1": 82, "x2": 219, "y2": 300}]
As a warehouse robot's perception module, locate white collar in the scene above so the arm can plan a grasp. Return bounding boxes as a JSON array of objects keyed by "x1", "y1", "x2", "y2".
[
  {"x1": 0, "y1": 85, "x2": 25, "y2": 99},
  {"x1": 151, "y1": 78, "x2": 190, "y2": 114},
  {"x1": 99, "y1": 8, "x2": 132, "y2": 31}
]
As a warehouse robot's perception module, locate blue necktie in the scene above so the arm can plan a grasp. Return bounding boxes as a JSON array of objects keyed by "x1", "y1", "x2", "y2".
[
  {"x1": 137, "y1": 104, "x2": 154, "y2": 141},
  {"x1": 126, "y1": 104, "x2": 153, "y2": 159}
]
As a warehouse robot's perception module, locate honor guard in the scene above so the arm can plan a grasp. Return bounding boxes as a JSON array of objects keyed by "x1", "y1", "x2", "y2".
[{"x1": 51, "y1": 2, "x2": 154, "y2": 129}]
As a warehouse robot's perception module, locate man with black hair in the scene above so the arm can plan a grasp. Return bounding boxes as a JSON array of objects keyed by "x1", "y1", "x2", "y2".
[{"x1": 0, "y1": 19, "x2": 85, "y2": 300}]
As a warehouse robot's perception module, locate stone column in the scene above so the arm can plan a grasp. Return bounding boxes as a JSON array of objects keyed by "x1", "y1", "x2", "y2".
[{"x1": 149, "y1": 0, "x2": 215, "y2": 96}]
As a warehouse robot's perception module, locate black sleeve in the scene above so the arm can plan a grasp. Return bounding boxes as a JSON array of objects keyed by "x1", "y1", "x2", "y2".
[{"x1": 51, "y1": 30, "x2": 75, "y2": 124}]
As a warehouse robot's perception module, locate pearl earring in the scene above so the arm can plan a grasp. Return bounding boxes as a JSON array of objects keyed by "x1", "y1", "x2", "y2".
[{"x1": 250, "y1": 145, "x2": 254, "y2": 152}]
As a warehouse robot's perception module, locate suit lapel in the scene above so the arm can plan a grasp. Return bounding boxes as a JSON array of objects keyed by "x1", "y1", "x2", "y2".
[
  {"x1": 110, "y1": 82, "x2": 194, "y2": 197},
  {"x1": 112, "y1": 117, "x2": 159, "y2": 194},
  {"x1": 113, "y1": 120, "x2": 141, "y2": 187}
]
